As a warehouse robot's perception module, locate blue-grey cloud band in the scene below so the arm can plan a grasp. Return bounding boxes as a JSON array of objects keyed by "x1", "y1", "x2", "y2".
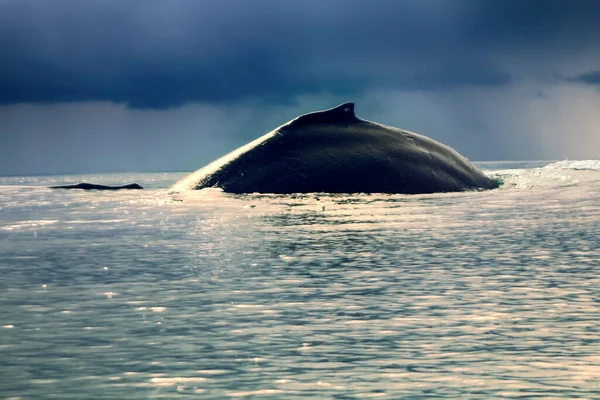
[
  {"x1": 2, "y1": 0, "x2": 598, "y2": 109},
  {"x1": 1, "y1": 0, "x2": 599, "y2": 174}
]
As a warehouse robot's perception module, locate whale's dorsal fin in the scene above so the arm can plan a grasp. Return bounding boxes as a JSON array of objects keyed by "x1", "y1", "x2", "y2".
[
  {"x1": 336, "y1": 102, "x2": 355, "y2": 117},
  {"x1": 290, "y1": 102, "x2": 359, "y2": 126}
]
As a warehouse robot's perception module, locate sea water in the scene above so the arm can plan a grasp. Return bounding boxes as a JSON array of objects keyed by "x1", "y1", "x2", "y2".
[{"x1": 1, "y1": 160, "x2": 599, "y2": 399}]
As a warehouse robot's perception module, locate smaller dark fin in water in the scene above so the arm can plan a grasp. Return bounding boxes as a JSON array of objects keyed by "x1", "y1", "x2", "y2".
[
  {"x1": 290, "y1": 102, "x2": 359, "y2": 126},
  {"x1": 49, "y1": 183, "x2": 143, "y2": 190}
]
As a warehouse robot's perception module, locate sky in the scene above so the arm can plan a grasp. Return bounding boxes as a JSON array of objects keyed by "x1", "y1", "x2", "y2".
[{"x1": 1, "y1": 0, "x2": 600, "y2": 175}]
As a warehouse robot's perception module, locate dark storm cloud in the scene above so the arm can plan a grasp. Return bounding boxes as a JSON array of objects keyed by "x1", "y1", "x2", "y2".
[
  {"x1": 462, "y1": 0, "x2": 600, "y2": 44},
  {"x1": 0, "y1": 0, "x2": 497, "y2": 108},
  {"x1": 567, "y1": 70, "x2": 600, "y2": 86},
  {"x1": 1, "y1": 0, "x2": 599, "y2": 109}
]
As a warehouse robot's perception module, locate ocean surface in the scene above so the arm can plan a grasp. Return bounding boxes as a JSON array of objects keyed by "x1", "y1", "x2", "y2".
[{"x1": 1, "y1": 160, "x2": 599, "y2": 399}]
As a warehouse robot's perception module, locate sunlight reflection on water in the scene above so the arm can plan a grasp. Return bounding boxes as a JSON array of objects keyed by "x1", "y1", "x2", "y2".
[{"x1": 1, "y1": 163, "x2": 599, "y2": 398}]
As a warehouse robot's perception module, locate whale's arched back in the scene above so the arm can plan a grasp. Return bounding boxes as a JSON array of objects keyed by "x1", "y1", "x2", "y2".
[{"x1": 170, "y1": 103, "x2": 496, "y2": 194}]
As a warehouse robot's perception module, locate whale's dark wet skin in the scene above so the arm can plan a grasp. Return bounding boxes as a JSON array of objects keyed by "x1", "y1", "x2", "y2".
[
  {"x1": 171, "y1": 103, "x2": 496, "y2": 194},
  {"x1": 50, "y1": 183, "x2": 143, "y2": 190}
]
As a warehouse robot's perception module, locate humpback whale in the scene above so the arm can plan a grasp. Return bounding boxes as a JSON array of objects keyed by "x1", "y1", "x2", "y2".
[
  {"x1": 171, "y1": 103, "x2": 496, "y2": 194},
  {"x1": 50, "y1": 183, "x2": 143, "y2": 190}
]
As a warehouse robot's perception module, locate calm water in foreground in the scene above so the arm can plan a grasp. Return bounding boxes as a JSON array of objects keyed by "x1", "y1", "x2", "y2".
[{"x1": 1, "y1": 160, "x2": 599, "y2": 399}]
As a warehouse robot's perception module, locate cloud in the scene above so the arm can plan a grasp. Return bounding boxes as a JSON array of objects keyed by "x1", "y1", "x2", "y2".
[
  {"x1": 0, "y1": 0, "x2": 523, "y2": 109},
  {"x1": 1, "y1": 0, "x2": 600, "y2": 175},
  {"x1": 4, "y1": 0, "x2": 599, "y2": 109},
  {"x1": 567, "y1": 70, "x2": 600, "y2": 86}
]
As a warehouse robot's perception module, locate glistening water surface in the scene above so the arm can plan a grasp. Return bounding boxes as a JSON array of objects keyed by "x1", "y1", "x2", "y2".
[{"x1": 1, "y1": 161, "x2": 599, "y2": 398}]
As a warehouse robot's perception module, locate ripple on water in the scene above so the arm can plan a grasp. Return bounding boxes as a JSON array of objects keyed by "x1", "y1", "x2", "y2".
[{"x1": 1, "y1": 168, "x2": 600, "y2": 398}]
